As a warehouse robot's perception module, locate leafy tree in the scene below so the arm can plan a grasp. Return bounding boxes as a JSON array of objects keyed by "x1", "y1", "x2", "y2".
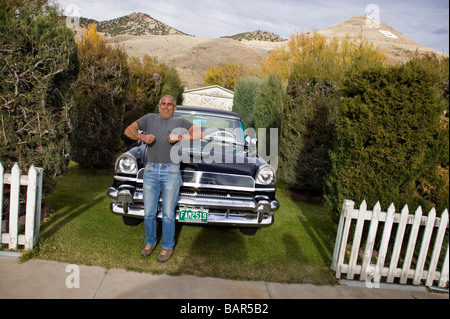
[
  {"x1": 123, "y1": 55, "x2": 185, "y2": 146},
  {"x1": 203, "y1": 65, "x2": 223, "y2": 87},
  {"x1": 204, "y1": 62, "x2": 247, "y2": 90},
  {"x1": 159, "y1": 65, "x2": 185, "y2": 104},
  {"x1": 71, "y1": 24, "x2": 129, "y2": 168},
  {"x1": 261, "y1": 31, "x2": 386, "y2": 83},
  {"x1": 126, "y1": 56, "x2": 161, "y2": 117},
  {"x1": 129, "y1": 55, "x2": 184, "y2": 106},
  {"x1": 0, "y1": 0, "x2": 78, "y2": 196}
]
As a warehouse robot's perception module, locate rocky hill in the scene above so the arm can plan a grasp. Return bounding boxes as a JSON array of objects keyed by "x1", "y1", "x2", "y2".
[
  {"x1": 222, "y1": 30, "x2": 286, "y2": 42},
  {"x1": 80, "y1": 12, "x2": 188, "y2": 36},
  {"x1": 318, "y1": 16, "x2": 443, "y2": 64}
]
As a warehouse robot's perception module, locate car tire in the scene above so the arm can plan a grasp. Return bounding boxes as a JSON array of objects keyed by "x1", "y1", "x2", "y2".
[
  {"x1": 122, "y1": 216, "x2": 143, "y2": 226},
  {"x1": 239, "y1": 227, "x2": 258, "y2": 236}
]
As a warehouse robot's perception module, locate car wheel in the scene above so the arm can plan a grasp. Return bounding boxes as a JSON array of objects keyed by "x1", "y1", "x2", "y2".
[
  {"x1": 239, "y1": 227, "x2": 258, "y2": 236},
  {"x1": 122, "y1": 216, "x2": 143, "y2": 226}
]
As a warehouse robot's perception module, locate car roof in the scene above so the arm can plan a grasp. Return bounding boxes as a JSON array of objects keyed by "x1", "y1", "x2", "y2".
[{"x1": 175, "y1": 106, "x2": 242, "y2": 121}]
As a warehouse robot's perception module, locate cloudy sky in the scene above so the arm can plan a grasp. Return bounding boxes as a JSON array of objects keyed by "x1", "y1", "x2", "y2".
[{"x1": 57, "y1": 0, "x2": 449, "y2": 53}]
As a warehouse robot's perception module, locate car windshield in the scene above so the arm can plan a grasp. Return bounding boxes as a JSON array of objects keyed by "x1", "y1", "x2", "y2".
[{"x1": 176, "y1": 111, "x2": 245, "y2": 146}]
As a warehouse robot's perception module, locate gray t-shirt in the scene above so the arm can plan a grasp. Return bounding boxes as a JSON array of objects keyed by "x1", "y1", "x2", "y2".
[{"x1": 136, "y1": 113, "x2": 192, "y2": 163}]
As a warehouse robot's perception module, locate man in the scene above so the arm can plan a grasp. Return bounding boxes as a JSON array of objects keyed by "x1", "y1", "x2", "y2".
[{"x1": 124, "y1": 95, "x2": 203, "y2": 262}]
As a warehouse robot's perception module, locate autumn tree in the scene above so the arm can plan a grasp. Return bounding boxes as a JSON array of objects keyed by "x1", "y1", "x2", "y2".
[
  {"x1": 261, "y1": 31, "x2": 386, "y2": 83},
  {"x1": 0, "y1": 0, "x2": 78, "y2": 195},
  {"x1": 71, "y1": 24, "x2": 129, "y2": 168},
  {"x1": 203, "y1": 62, "x2": 248, "y2": 90}
]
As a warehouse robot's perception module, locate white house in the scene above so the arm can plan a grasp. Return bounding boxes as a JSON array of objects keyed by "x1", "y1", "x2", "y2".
[{"x1": 182, "y1": 85, "x2": 234, "y2": 111}]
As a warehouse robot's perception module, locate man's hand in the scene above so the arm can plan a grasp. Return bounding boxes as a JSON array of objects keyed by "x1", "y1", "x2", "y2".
[
  {"x1": 168, "y1": 134, "x2": 181, "y2": 144},
  {"x1": 140, "y1": 134, "x2": 156, "y2": 145},
  {"x1": 124, "y1": 122, "x2": 155, "y2": 144},
  {"x1": 167, "y1": 125, "x2": 204, "y2": 144}
]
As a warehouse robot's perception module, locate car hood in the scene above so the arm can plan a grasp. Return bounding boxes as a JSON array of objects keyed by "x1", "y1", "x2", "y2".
[
  {"x1": 179, "y1": 147, "x2": 261, "y2": 177},
  {"x1": 130, "y1": 143, "x2": 264, "y2": 177}
]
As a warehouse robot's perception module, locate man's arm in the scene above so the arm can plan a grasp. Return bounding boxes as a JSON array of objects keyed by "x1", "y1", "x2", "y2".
[
  {"x1": 168, "y1": 124, "x2": 204, "y2": 143},
  {"x1": 125, "y1": 122, "x2": 155, "y2": 144},
  {"x1": 188, "y1": 124, "x2": 205, "y2": 140}
]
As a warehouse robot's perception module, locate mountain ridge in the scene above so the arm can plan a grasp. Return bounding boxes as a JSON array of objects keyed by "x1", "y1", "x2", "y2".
[
  {"x1": 222, "y1": 30, "x2": 287, "y2": 42},
  {"x1": 74, "y1": 13, "x2": 447, "y2": 89},
  {"x1": 80, "y1": 12, "x2": 188, "y2": 36},
  {"x1": 79, "y1": 12, "x2": 285, "y2": 40}
]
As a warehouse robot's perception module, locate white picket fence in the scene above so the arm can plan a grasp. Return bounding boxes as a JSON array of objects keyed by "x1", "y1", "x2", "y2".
[
  {"x1": 332, "y1": 200, "x2": 449, "y2": 288},
  {"x1": 0, "y1": 162, "x2": 43, "y2": 251}
]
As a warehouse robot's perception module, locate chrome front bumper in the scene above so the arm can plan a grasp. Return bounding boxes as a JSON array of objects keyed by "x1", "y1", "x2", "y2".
[{"x1": 107, "y1": 186, "x2": 279, "y2": 228}]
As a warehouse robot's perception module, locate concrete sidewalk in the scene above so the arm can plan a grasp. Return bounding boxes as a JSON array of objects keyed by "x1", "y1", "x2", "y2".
[{"x1": 0, "y1": 254, "x2": 448, "y2": 299}]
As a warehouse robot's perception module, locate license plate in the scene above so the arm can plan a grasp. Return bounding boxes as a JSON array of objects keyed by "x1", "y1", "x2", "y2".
[{"x1": 179, "y1": 208, "x2": 208, "y2": 223}]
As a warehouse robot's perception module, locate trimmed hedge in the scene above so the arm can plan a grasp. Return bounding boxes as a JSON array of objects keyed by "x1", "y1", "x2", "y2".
[
  {"x1": 278, "y1": 77, "x2": 339, "y2": 195},
  {"x1": 324, "y1": 58, "x2": 448, "y2": 221},
  {"x1": 232, "y1": 77, "x2": 263, "y2": 130}
]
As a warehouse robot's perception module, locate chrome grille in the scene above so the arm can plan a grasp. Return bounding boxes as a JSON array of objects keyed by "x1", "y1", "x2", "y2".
[
  {"x1": 135, "y1": 186, "x2": 254, "y2": 201},
  {"x1": 180, "y1": 187, "x2": 253, "y2": 200}
]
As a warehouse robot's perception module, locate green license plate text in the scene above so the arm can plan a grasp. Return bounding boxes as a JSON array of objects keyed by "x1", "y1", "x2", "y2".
[{"x1": 179, "y1": 209, "x2": 208, "y2": 223}]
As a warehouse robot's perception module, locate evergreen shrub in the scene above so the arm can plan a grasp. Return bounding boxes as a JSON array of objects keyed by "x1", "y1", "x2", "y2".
[
  {"x1": 0, "y1": 0, "x2": 78, "y2": 195},
  {"x1": 232, "y1": 77, "x2": 263, "y2": 130},
  {"x1": 278, "y1": 77, "x2": 339, "y2": 195},
  {"x1": 324, "y1": 59, "x2": 448, "y2": 221},
  {"x1": 70, "y1": 24, "x2": 129, "y2": 168}
]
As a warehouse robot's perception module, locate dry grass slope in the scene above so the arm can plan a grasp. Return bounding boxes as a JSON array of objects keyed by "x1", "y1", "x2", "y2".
[
  {"x1": 77, "y1": 14, "x2": 447, "y2": 89},
  {"x1": 318, "y1": 16, "x2": 445, "y2": 64}
]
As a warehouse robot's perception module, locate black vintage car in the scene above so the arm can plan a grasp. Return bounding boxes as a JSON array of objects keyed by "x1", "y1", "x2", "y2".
[{"x1": 107, "y1": 106, "x2": 279, "y2": 235}]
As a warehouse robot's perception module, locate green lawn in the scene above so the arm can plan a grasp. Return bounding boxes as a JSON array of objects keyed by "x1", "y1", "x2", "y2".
[{"x1": 26, "y1": 162, "x2": 337, "y2": 285}]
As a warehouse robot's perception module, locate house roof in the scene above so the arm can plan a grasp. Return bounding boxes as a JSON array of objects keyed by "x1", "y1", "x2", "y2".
[{"x1": 184, "y1": 85, "x2": 234, "y2": 98}]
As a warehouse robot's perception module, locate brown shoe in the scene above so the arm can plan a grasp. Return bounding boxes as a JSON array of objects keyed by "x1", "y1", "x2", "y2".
[
  {"x1": 157, "y1": 249, "x2": 173, "y2": 263},
  {"x1": 141, "y1": 245, "x2": 155, "y2": 257}
]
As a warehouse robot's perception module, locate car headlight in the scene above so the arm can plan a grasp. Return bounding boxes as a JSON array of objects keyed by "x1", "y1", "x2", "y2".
[
  {"x1": 115, "y1": 154, "x2": 138, "y2": 174},
  {"x1": 256, "y1": 164, "x2": 276, "y2": 185}
]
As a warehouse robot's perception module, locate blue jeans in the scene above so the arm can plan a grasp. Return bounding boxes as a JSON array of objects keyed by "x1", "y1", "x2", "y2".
[{"x1": 143, "y1": 163, "x2": 182, "y2": 250}]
